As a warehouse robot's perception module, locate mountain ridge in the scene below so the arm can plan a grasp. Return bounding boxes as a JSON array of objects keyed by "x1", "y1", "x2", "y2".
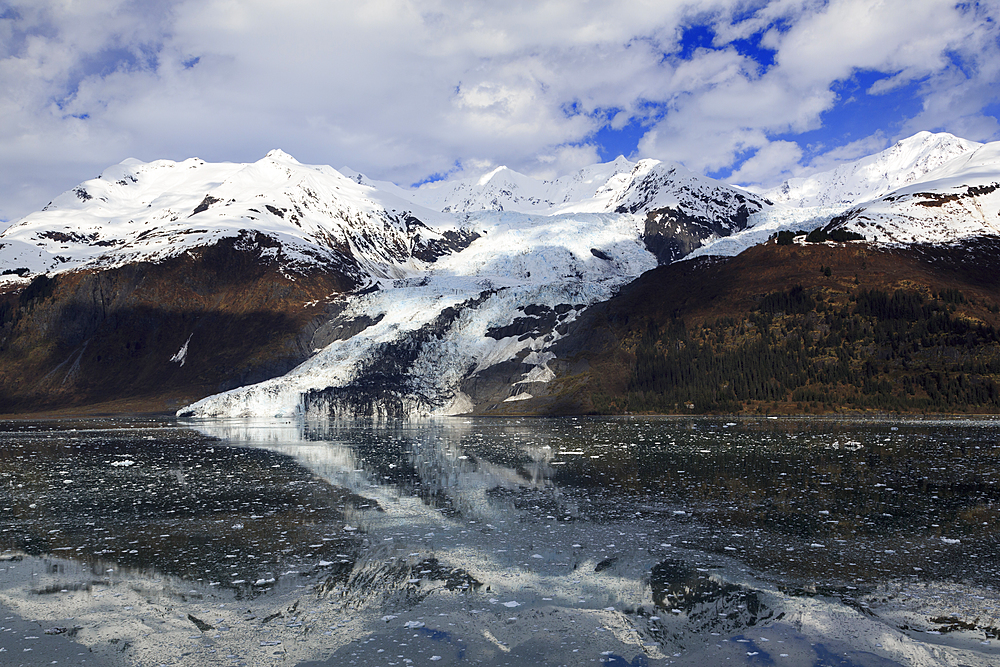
[
  {"x1": 3, "y1": 131, "x2": 1000, "y2": 417},
  {"x1": 759, "y1": 131, "x2": 983, "y2": 208}
]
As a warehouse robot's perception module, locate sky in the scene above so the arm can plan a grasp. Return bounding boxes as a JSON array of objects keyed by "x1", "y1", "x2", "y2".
[{"x1": 2, "y1": 0, "x2": 1000, "y2": 224}]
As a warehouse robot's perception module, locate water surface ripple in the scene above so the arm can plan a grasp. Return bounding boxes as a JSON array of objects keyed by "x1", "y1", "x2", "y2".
[{"x1": 1, "y1": 416, "x2": 998, "y2": 666}]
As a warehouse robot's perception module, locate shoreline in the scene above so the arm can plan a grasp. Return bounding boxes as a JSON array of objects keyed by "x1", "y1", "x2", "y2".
[{"x1": 2, "y1": 406, "x2": 999, "y2": 422}]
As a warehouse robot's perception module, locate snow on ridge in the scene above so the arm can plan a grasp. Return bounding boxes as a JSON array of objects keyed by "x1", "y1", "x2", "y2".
[
  {"x1": 407, "y1": 156, "x2": 640, "y2": 214},
  {"x1": 827, "y1": 140, "x2": 1000, "y2": 246},
  {"x1": 760, "y1": 131, "x2": 982, "y2": 209},
  {"x1": 0, "y1": 151, "x2": 454, "y2": 278},
  {"x1": 686, "y1": 205, "x2": 849, "y2": 260},
  {"x1": 3, "y1": 130, "x2": 994, "y2": 280},
  {"x1": 689, "y1": 131, "x2": 1000, "y2": 258}
]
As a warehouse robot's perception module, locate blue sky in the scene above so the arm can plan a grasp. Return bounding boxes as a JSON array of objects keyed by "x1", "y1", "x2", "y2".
[{"x1": 1, "y1": 0, "x2": 999, "y2": 223}]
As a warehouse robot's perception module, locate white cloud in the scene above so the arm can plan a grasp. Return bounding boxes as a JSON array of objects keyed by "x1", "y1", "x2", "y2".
[
  {"x1": 635, "y1": 0, "x2": 1000, "y2": 186},
  {"x1": 808, "y1": 132, "x2": 888, "y2": 167},
  {"x1": 0, "y1": 0, "x2": 998, "y2": 223},
  {"x1": 728, "y1": 140, "x2": 803, "y2": 187}
]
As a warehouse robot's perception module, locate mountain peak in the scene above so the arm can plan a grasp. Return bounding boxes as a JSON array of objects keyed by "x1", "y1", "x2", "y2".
[
  {"x1": 264, "y1": 148, "x2": 299, "y2": 163},
  {"x1": 477, "y1": 165, "x2": 514, "y2": 186},
  {"x1": 761, "y1": 131, "x2": 982, "y2": 208}
]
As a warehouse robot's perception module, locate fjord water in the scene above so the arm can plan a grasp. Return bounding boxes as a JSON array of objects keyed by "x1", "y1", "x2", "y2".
[{"x1": 1, "y1": 417, "x2": 999, "y2": 666}]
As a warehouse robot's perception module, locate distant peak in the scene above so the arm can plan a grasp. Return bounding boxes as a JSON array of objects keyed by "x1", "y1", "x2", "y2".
[
  {"x1": 264, "y1": 149, "x2": 298, "y2": 162},
  {"x1": 895, "y1": 130, "x2": 962, "y2": 148},
  {"x1": 477, "y1": 166, "x2": 510, "y2": 186}
]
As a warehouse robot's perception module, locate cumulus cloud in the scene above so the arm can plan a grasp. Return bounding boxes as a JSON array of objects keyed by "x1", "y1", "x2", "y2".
[
  {"x1": 638, "y1": 0, "x2": 1000, "y2": 186},
  {"x1": 728, "y1": 140, "x2": 803, "y2": 187},
  {"x1": 0, "y1": 0, "x2": 998, "y2": 222}
]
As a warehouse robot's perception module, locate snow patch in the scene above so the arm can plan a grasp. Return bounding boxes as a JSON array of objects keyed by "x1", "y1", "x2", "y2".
[{"x1": 170, "y1": 334, "x2": 192, "y2": 367}]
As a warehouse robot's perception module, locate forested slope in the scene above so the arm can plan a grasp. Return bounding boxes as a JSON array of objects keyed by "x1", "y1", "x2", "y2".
[{"x1": 497, "y1": 237, "x2": 1000, "y2": 415}]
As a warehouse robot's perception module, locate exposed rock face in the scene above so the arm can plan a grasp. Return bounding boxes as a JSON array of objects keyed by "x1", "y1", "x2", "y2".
[
  {"x1": 609, "y1": 163, "x2": 769, "y2": 265},
  {"x1": 411, "y1": 228, "x2": 482, "y2": 263},
  {"x1": 641, "y1": 202, "x2": 754, "y2": 264}
]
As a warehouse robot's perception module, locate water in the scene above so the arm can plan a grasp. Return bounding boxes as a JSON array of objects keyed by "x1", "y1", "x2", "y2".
[{"x1": 1, "y1": 416, "x2": 999, "y2": 666}]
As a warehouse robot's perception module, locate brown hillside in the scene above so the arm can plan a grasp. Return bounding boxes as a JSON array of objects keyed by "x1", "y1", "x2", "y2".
[
  {"x1": 0, "y1": 239, "x2": 355, "y2": 416},
  {"x1": 475, "y1": 237, "x2": 1000, "y2": 416}
]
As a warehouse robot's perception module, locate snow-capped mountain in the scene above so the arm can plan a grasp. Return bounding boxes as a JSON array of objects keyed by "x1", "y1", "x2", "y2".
[
  {"x1": 0, "y1": 151, "x2": 769, "y2": 284},
  {"x1": 0, "y1": 150, "x2": 465, "y2": 284},
  {"x1": 761, "y1": 131, "x2": 982, "y2": 208},
  {"x1": 404, "y1": 156, "x2": 638, "y2": 214},
  {"x1": 688, "y1": 131, "x2": 998, "y2": 259},
  {"x1": 404, "y1": 155, "x2": 770, "y2": 222},
  {"x1": 3, "y1": 130, "x2": 1000, "y2": 420},
  {"x1": 396, "y1": 157, "x2": 772, "y2": 264},
  {"x1": 824, "y1": 140, "x2": 1000, "y2": 244},
  {"x1": 0, "y1": 148, "x2": 766, "y2": 419}
]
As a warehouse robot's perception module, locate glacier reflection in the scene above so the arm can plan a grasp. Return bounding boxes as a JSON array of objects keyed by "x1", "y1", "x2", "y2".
[{"x1": 3, "y1": 416, "x2": 999, "y2": 667}]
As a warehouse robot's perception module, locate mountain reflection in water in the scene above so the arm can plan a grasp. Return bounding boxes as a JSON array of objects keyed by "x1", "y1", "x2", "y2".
[{"x1": 1, "y1": 416, "x2": 999, "y2": 667}]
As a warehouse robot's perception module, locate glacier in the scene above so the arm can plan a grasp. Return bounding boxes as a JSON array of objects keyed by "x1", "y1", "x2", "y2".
[{"x1": 180, "y1": 210, "x2": 656, "y2": 420}]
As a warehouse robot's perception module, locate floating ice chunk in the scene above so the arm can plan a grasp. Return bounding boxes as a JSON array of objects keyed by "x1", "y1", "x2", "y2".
[
  {"x1": 111, "y1": 460, "x2": 136, "y2": 467},
  {"x1": 381, "y1": 615, "x2": 398, "y2": 622},
  {"x1": 403, "y1": 621, "x2": 425, "y2": 629},
  {"x1": 503, "y1": 601, "x2": 521, "y2": 608},
  {"x1": 941, "y1": 537, "x2": 961, "y2": 544}
]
